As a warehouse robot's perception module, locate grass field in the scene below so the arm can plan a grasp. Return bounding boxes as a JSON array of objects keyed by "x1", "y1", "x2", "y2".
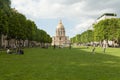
[{"x1": 0, "y1": 47, "x2": 120, "y2": 80}]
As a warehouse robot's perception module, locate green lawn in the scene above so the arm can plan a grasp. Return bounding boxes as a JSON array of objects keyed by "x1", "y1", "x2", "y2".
[{"x1": 0, "y1": 47, "x2": 120, "y2": 80}]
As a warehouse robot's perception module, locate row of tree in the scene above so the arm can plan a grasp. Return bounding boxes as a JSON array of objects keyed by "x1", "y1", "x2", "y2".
[
  {"x1": 70, "y1": 30, "x2": 93, "y2": 45},
  {"x1": 0, "y1": 0, "x2": 52, "y2": 48},
  {"x1": 71, "y1": 18, "x2": 120, "y2": 46}
]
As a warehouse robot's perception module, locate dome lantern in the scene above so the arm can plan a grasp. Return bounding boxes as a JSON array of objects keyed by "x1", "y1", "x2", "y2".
[{"x1": 57, "y1": 20, "x2": 65, "y2": 29}]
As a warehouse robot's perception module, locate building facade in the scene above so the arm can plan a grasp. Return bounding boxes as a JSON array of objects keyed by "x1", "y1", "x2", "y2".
[
  {"x1": 96, "y1": 13, "x2": 117, "y2": 23},
  {"x1": 93, "y1": 13, "x2": 118, "y2": 47},
  {"x1": 52, "y1": 20, "x2": 70, "y2": 46}
]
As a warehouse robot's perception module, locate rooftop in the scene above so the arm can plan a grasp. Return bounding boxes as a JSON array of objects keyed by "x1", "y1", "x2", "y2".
[{"x1": 97, "y1": 13, "x2": 117, "y2": 20}]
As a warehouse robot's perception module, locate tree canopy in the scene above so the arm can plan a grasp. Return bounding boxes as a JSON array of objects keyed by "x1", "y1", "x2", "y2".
[
  {"x1": 0, "y1": 0, "x2": 52, "y2": 47},
  {"x1": 71, "y1": 18, "x2": 120, "y2": 46}
]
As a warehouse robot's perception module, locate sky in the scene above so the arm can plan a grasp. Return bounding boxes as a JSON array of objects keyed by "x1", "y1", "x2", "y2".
[{"x1": 11, "y1": 0, "x2": 120, "y2": 38}]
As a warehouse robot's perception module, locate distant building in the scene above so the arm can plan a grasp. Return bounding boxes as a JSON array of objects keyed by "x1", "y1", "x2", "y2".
[
  {"x1": 92, "y1": 13, "x2": 117, "y2": 29},
  {"x1": 52, "y1": 20, "x2": 70, "y2": 46},
  {"x1": 96, "y1": 13, "x2": 117, "y2": 23},
  {"x1": 93, "y1": 13, "x2": 118, "y2": 47}
]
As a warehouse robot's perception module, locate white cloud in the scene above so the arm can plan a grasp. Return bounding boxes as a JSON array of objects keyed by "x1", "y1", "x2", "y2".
[
  {"x1": 71, "y1": 19, "x2": 95, "y2": 35},
  {"x1": 11, "y1": 0, "x2": 119, "y2": 20},
  {"x1": 11, "y1": 0, "x2": 86, "y2": 19},
  {"x1": 11, "y1": 0, "x2": 120, "y2": 37}
]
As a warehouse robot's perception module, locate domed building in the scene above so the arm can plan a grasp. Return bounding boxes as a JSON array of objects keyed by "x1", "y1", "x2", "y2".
[{"x1": 52, "y1": 20, "x2": 70, "y2": 47}]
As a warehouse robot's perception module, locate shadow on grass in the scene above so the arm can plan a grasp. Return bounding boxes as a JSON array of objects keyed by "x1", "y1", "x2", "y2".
[{"x1": 56, "y1": 47, "x2": 120, "y2": 80}]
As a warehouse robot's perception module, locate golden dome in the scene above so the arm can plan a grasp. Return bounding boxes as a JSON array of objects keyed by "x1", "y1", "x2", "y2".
[{"x1": 57, "y1": 20, "x2": 65, "y2": 29}]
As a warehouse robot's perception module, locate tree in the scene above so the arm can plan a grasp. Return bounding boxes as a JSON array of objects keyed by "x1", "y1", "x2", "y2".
[
  {"x1": 93, "y1": 18, "x2": 120, "y2": 47},
  {"x1": 0, "y1": 0, "x2": 52, "y2": 47},
  {"x1": 0, "y1": 0, "x2": 11, "y2": 47},
  {"x1": 0, "y1": 0, "x2": 11, "y2": 14}
]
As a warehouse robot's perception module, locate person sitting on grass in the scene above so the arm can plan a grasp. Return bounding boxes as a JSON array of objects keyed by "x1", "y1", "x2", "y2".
[
  {"x1": 17, "y1": 48, "x2": 24, "y2": 55},
  {"x1": 7, "y1": 48, "x2": 12, "y2": 54}
]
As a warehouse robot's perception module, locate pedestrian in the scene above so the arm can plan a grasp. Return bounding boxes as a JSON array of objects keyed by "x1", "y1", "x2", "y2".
[
  {"x1": 53, "y1": 44, "x2": 56, "y2": 49},
  {"x1": 92, "y1": 43, "x2": 96, "y2": 54},
  {"x1": 69, "y1": 43, "x2": 71, "y2": 49},
  {"x1": 102, "y1": 40, "x2": 108, "y2": 53},
  {"x1": 17, "y1": 48, "x2": 24, "y2": 54}
]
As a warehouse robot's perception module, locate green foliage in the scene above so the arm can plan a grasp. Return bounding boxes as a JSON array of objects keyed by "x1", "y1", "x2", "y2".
[
  {"x1": 71, "y1": 30, "x2": 93, "y2": 43},
  {"x1": 0, "y1": 0, "x2": 11, "y2": 14},
  {"x1": 0, "y1": 0, "x2": 11, "y2": 35},
  {"x1": 0, "y1": 0, "x2": 52, "y2": 46},
  {"x1": 36, "y1": 29, "x2": 52, "y2": 43},
  {"x1": 0, "y1": 12, "x2": 9, "y2": 34},
  {"x1": 71, "y1": 18, "x2": 120, "y2": 45},
  {"x1": 94, "y1": 18, "x2": 120, "y2": 42}
]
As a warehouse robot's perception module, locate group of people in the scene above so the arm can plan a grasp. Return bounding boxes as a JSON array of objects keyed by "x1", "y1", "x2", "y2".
[
  {"x1": 53, "y1": 44, "x2": 71, "y2": 49},
  {"x1": 6, "y1": 48, "x2": 24, "y2": 55},
  {"x1": 92, "y1": 40, "x2": 108, "y2": 54}
]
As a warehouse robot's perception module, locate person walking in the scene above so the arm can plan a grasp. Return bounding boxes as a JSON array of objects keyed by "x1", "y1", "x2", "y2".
[
  {"x1": 92, "y1": 43, "x2": 96, "y2": 54},
  {"x1": 102, "y1": 40, "x2": 108, "y2": 53},
  {"x1": 53, "y1": 44, "x2": 56, "y2": 49},
  {"x1": 69, "y1": 43, "x2": 71, "y2": 49}
]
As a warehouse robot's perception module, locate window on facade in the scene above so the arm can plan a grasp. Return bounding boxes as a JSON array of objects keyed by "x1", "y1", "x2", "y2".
[{"x1": 59, "y1": 31, "x2": 62, "y2": 36}]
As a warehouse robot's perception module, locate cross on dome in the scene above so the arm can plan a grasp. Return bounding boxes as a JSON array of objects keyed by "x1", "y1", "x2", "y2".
[
  {"x1": 59, "y1": 19, "x2": 62, "y2": 24},
  {"x1": 57, "y1": 20, "x2": 64, "y2": 29}
]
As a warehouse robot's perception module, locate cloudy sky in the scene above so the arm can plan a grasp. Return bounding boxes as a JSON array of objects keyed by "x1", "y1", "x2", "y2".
[{"x1": 11, "y1": 0, "x2": 120, "y2": 38}]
